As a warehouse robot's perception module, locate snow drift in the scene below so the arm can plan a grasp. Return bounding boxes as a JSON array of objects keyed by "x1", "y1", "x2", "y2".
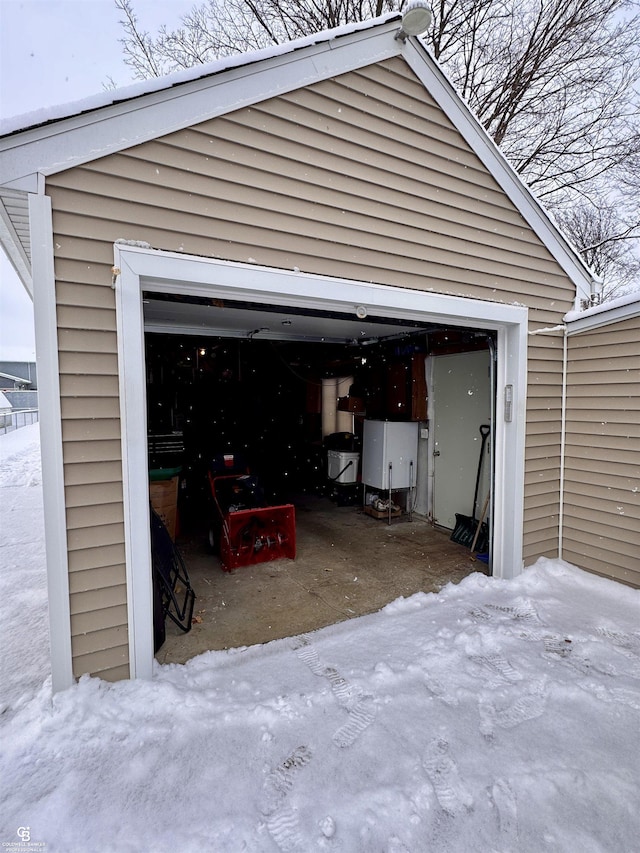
[{"x1": 1, "y1": 424, "x2": 638, "y2": 852}]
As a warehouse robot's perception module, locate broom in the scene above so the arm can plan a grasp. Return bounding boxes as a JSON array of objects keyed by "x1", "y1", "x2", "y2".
[{"x1": 450, "y1": 424, "x2": 490, "y2": 549}]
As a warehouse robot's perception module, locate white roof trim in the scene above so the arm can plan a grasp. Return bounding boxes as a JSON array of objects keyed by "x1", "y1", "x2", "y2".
[
  {"x1": 0, "y1": 14, "x2": 596, "y2": 303},
  {"x1": 564, "y1": 292, "x2": 640, "y2": 335},
  {"x1": 0, "y1": 194, "x2": 32, "y2": 298}
]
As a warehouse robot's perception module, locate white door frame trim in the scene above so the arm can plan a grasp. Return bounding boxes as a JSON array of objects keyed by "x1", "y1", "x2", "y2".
[{"x1": 114, "y1": 245, "x2": 528, "y2": 679}]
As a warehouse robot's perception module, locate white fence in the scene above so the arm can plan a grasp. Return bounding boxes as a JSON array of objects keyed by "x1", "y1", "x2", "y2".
[{"x1": 0, "y1": 407, "x2": 39, "y2": 435}]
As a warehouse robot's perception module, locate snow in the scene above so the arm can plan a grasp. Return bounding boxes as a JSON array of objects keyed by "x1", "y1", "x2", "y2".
[
  {"x1": 564, "y1": 290, "x2": 640, "y2": 323},
  {"x1": 1, "y1": 426, "x2": 639, "y2": 851}
]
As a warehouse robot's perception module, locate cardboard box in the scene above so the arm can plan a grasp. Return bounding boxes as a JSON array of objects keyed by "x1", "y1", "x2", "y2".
[
  {"x1": 149, "y1": 475, "x2": 179, "y2": 539},
  {"x1": 364, "y1": 504, "x2": 402, "y2": 520},
  {"x1": 337, "y1": 396, "x2": 365, "y2": 414}
]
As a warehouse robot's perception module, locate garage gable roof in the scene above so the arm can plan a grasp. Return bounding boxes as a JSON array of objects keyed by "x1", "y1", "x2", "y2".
[{"x1": 0, "y1": 13, "x2": 596, "y2": 302}]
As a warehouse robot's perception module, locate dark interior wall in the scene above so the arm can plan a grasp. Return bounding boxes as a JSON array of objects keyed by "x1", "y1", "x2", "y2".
[
  {"x1": 144, "y1": 329, "x2": 489, "y2": 526},
  {"x1": 145, "y1": 334, "x2": 428, "y2": 502}
]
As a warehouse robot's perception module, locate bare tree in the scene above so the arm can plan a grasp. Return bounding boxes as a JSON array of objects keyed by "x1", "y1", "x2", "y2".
[
  {"x1": 115, "y1": 0, "x2": 396, "y2": 71},
  {"x1": 114, "y1": 0, "x2": 640, "y2": 295},
  {"x1": 557, "y1": 203, "x2": 640, "y2": 302}
]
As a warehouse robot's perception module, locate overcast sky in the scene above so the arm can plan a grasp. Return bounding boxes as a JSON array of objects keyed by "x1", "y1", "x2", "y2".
[{"x1": 0, "y1": 0, "x2": 194, "y2": 360}]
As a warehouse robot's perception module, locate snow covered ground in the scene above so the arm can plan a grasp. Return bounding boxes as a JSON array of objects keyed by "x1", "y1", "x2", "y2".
[{"x1": 1, "y1": 424, "x2": 639, "y2": 852}]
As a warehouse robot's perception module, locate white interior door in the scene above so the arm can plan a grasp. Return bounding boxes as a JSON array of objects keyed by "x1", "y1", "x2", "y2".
[{"x1": 430, "y1": 350, "x2": 492, "y2": 529}]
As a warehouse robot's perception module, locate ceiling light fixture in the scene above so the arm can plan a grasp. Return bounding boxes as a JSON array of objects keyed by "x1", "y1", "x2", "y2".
[{"x1": 395, "y1": 0, "x2": 433, "y2": 41}]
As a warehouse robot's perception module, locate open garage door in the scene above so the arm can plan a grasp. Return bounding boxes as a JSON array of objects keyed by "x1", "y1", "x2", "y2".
[
  {"x1": 114, "y1": 246, "x2": 527, "y2": 678},
  {"x1": 141, "y1": 307, "x2": 496, "y2": 662}
]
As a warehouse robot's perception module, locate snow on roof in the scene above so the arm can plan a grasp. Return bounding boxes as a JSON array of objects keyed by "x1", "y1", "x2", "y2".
[
  {"x1": 564, "y1": 289, "x2": 640, "y2": 323},
  {"x1": 0, "y1": 14, "x2": 399, "y2": 138}
]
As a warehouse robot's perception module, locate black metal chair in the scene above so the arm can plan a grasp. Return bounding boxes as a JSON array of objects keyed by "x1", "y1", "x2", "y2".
[{"x1": 150, "y1": 507, "x2": 195, "y2": 650}]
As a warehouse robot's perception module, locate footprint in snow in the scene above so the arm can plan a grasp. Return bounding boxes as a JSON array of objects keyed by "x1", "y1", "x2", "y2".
[
  {"x1": 595, "y1": 628, "x2": 640, "y2": 655},
  {"x1": 294, "y1": 637, "x2": 359, "y2": 708},
  {"x1": 294, "y1": 634, "x2": 376, "y2": 747},
  {"x1": 543, "y1": 636, "x2": 573, "y2": 657},
  {"x1": 423, "y1": 738, "x2": 473, "y2": 817},
  {"x1": 424, "y1": 674, "x2": 459, "y2": 707},
  {"x1": 563, "y1": 651, "x2": 616, "y2": 677},
  {"x1": 332, "y1": 695, "x2": 376, "y2": 748},
  {"x1": 485, "y1": 600, "x2": 541, "y2": 623},
  {"x1": 478, "y1": 678, "x2": 548, "y2": 738},
  {"x1": 468, "y1": 606, "x2": 493, "y2": 622},
  {"x1": 490, "y1": 778, "x2": 519, "y2": 841},
  {"x1": 595, "y1": 629, "x2": 640, "y2": 678},
  {"x1": 469, "y1": 599, "x2": 541, "y2": 627},
  {"x1": 468, "y1": 653, "x2": 522, "y2": 684},
  {"x1": 605, "y1": 686, "x2": 640, "y2": 711},
  {"x1": 293, "y1": 637, "x2": 325, "y2": 677},
  {"x1": 261, "y1": 745, "x2": 313, "y2": 817},
  {"x1": 265, "y1": 806, "x2": 305, "y2": 853},
  {"x1": 261, "y1": 746, "x2": 313, "y2": 853}
]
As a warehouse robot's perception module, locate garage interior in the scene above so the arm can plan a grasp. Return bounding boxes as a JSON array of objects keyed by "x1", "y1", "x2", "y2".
[{"x1": 144, "y1": 292, "x2": 493, "y2": 664}]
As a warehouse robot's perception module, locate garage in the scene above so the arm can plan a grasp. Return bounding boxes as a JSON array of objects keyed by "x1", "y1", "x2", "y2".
[
  {"x1": 8, "y1": 12, "x2": 587, "y2": 688},
  {"x1": 143, "y1": 290, "x2": 496, "y2": 661}
]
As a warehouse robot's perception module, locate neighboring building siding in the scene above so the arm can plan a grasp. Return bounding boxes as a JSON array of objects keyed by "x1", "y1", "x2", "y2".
[
  {"x1": 563, "y1": 316, "x2": 640, "y2": 587},
  {"x1": 0, "y1": 361, "x2": 37, "y2": 388},
  {"x1": 46, "y1": 58, "x2": 576, "y2": 678}
]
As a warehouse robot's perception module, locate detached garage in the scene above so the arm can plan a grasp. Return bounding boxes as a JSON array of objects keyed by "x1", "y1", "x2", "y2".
[{"x1": 0, "y1": 14, "x2": 602, "y2": 691}]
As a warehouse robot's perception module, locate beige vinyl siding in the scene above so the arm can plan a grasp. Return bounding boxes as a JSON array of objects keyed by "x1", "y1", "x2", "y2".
[
  {"x1": 563, "y1": 316, "x2": 640, "y2": 587},
  {"x1": 522, "y1": 334, "x2": 565, "y2": 562},
  {"x1": 46, "y1": 58, "x2": 577, "y2": 678},
  {"x1": 56, "y1": 260, "x2": 129, "y2": 680}
]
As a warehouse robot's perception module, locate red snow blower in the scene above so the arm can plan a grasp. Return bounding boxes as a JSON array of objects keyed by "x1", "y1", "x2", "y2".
[{"x1": 207, "y1": 453, "x2": 295, "y2": 572}]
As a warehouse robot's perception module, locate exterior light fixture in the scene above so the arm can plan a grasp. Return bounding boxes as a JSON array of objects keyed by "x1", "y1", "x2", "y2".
[{"x1": 395, "y1": 0, "x2": 432, "y2": 41}]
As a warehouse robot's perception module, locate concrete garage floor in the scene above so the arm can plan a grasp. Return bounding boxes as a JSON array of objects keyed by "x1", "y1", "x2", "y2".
[{"x1": 156, "y1": 495, "x2": 488, "y2": 665}]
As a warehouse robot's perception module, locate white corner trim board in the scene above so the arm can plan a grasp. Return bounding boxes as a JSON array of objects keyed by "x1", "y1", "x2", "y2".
[
  {"x1": 114, "y1": 245, "x2": 528, "y2": 680},
  {"x1": 30, "y1": 192, "x2": 74, "y2": 693}
]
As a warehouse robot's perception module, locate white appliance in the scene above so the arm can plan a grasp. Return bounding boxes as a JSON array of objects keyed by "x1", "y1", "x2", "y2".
[
  {"x1": 327, "y1": 450, "x2": 360, "y2": 484},
  {"x1": 362, "y1": 420, "x2": 419, "y2": 491}
]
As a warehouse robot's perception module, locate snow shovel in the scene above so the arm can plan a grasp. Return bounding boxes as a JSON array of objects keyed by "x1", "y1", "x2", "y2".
[
  {"x1": 469, "y1": 492, "x2": 490, "y2": 560},
  {"x1": 450, "y1": 424, "x2": 490, "y2": 549}
]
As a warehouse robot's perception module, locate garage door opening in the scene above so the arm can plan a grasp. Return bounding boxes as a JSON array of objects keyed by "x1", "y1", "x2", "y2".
[
  {"x1": 142, "y1": 292, "x2": 495, "y2": 663},
  {"x1": 114, "y1": 245, "x2": 528, "y2": 679}
]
